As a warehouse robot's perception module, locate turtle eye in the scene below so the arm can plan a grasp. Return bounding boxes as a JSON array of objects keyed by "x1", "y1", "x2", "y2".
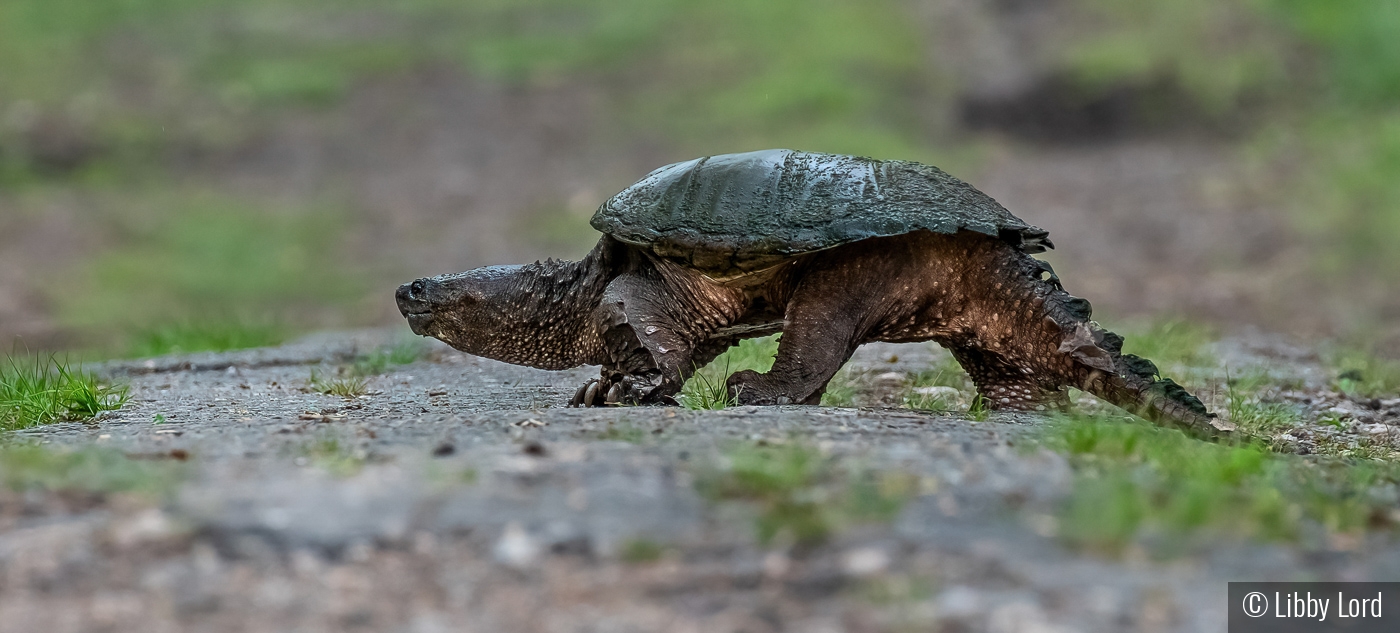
[{"x1": 410, "y1": 280, "x2": 426, "y2": 298}]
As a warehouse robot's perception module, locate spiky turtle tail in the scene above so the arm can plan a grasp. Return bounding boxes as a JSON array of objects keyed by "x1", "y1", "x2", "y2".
[{"x1": 1058, "y1": 321, "x2": 1235, "y2": 440}]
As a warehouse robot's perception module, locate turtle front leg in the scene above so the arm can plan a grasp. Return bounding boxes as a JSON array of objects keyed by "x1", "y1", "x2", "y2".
[{"x1": 571, "y1": 266, "x2": 743, "y2": 407}]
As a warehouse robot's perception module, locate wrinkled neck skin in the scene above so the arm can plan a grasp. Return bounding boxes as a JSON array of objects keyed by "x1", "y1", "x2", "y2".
[{"x1": 438, "y1": 241, "x2": 614, "y2": 370}]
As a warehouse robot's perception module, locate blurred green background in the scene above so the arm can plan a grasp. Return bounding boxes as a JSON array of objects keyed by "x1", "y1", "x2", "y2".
[{"x1": 1, "y1": 0, "x2": 1397, "y2": 357}]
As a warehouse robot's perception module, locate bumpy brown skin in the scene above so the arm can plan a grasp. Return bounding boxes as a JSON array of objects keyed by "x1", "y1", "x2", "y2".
[{"x1": 397, "y1": 231, "x2": 1233, "y2": 441}]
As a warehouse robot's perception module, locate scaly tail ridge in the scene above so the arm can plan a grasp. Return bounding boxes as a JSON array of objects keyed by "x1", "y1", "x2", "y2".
[{"x1": 1057, "y1": 320, "x2": 1233, "y2": 440}]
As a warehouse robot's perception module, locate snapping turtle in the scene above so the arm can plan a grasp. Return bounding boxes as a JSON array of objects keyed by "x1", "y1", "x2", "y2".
[{"x1": 397, "y1": 149, "x2": 1231, "y2": 439}]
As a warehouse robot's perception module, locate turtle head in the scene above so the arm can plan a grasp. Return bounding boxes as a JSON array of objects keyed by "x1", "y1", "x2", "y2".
[
  {"x1": 395, "y1": 260, "x2": 604, "y2": 369},
  {"x1": 396, "y1": 265, "x2": 523, "y2": 357}
]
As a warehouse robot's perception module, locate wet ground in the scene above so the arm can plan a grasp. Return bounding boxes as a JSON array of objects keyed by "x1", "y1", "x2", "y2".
[{"x1": 3, "y1": 330, "x2": 1400, "y2": 632}]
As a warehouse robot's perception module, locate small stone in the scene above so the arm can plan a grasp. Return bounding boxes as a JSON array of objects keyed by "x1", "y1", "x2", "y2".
[
  {"x1": 762, "y1": 551, "x2": 790, "y2": 579},
  {"x1": 110, "y1": 508, "x2": 177, "y2": 548},
  {"x1": 494, "y1": 522, "x2": 540, "y2": 568},
  {"x1": 935, "y1": 586, "x2": 984, "y2": 620},
  {"x1": 875, "y1": 372, "x2": 907, "y2": 386},
  {"x1": 913, "y1": 386, "x2": 961, "y2": 400},
  {"x1": 841, "y1": 547, "x2": 889, "y2": 577}
]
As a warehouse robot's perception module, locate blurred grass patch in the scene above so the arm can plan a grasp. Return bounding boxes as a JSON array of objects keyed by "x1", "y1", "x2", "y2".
[
  {"x1": 1062, "y1": 0, "x2": 1400, "y2": 114},
  {"x1": 1116, "y1": 318, "x2": 1218, "y2": 372},
  {"x1": 618, "y1": 538, "x2": 666, "y2": 563},
  {"x1": 0, "y1": 443, "x2": 185, "y2": 497},
  {"x1": 1063, "y1": 0, "x2": 1400, "y2": 294},
  {"x1": 124, "y1": 319, "x2": 285, "y2": 357},
  {"x1": 1043, "y1": 414, "x2": 1400, "y2": 555},
  {"x1": 596, "y1": 422, "x2": 647, "y2": 443},
  {"x1": 696, "y1": 441, "x2": 916, "y2": 547},
  {"x1": 1257, "y1": 113, "x2": 1400, "y2": 281},
  {"x1": 54, "y1": 192, "x2": 365, "y2": 355},
  {"x1": 0, "y1": 0, "x2": 965, "y2": 181},
  {"x1": 1061, "y1": 0, "x2": 1293, "y2": 114},
  {"x1": 294, "y1": 431, "x2": 368, "y2": 477},
  {"x1": 901, "y1": 351, "x2": 975, "y2": 411},
  {"x1": 513, "y1": 202, "x2": 606, "y2": 259},
  {"x1": 351, "y1": 339, "x2": 425, "y2": 376},
  {"x1": 1, "y1": 355, "x2": 128, "y2": 431},
  {"x1": 819, "y1": 369, "x2": 861, "y2": 408},
  {"x1": 624, "y1": 0, "x2": 947, "y2": 159},
  {"x1": 304, "y1": 340, "x2": 422, "y2": 398},
  {"x1": 1328, "y1": 348, "x2": 1400, "y2": 399},
  {"x1": 1265, "y1": 0, "x2": 1400, "y2": 106}
]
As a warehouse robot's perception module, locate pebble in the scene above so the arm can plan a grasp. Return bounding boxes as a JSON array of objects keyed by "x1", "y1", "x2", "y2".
[
  {"x1": 493, "y1": 522, "x2": 540, "y2": 568},
  {"x1": 841, "y1": 547, "x2": 889, "y2": 577}
]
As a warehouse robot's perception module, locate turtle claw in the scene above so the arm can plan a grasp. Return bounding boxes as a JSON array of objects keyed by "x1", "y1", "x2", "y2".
[
  {"x1": 570, "y1": 381, "x2": 588, "y2": 407},
  {"x1": 570, "y1": 372, "x2": 666, "y2": 407}
]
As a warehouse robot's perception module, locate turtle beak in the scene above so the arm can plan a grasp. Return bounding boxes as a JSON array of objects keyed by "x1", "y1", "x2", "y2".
[{"x1": 396, "y1": 279, "x2": 435, "y2": 335}]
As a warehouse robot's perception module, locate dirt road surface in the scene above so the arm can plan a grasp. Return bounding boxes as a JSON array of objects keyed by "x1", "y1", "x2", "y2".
[{"x1": 3, "y1": 330, "x2": 1399, "y2": 633}]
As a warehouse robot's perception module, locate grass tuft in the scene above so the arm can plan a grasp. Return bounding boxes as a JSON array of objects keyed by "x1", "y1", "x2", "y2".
[
  {"x1": 681, "y1": 359, "x2": 736, "y2": 410},
  {"x1": 1224, "y1": 371, "x2": 1304, "y2": 437},
  {"x1": 308, "y1": 368, "x2": 368, "y2": 398},
  {"x1": 819, "y1": 369, "x2": 860, "y2": 407},
  {"x1": 1, "y1": 355, "x2": 128, "y2": 431},
  {"x1": 903, "y1": 351, "x2": 975, "y2": 411},
  {"x1": 967, "y1": 394, "x2": 990, "y2": 421},
  {"x1": 680, "y1": 335, "x2": 780, "y2": 410}
]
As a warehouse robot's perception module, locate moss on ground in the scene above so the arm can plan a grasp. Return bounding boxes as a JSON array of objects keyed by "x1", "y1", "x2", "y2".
[
  {"x1": 0, "y1": 443, "x2": 185, "y2": 498},
  {"x1": 695, "y1": 441, "x2": 916, "y2": 547},
  {"x1": 1039, "y1": 413, "x2": 1400, "y2": 556}
]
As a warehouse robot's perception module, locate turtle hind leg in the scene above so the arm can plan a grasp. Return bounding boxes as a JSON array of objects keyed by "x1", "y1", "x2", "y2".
[{"x1": 947, "y1": 345, "x2": 1070, "y2": 412}]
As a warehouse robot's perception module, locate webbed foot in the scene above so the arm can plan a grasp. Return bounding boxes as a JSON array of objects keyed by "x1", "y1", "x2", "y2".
[{"x1": 569, "y1": 372, "x2": 673, "y2": 407}]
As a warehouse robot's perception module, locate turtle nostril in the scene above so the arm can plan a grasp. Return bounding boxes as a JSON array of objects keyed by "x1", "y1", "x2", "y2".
[{"x1": 410, "y1": 280, "x2": 426, "y2": 299}]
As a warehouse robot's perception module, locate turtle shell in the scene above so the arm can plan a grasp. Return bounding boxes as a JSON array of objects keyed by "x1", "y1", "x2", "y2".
[{"x1": 591, "y1": 149, "x2": 1050, "y2": 274}]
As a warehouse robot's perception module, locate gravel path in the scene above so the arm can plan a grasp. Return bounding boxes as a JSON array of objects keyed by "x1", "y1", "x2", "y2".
[{"x1": 3, "y1": 330, "x2": 1398, "y2": 632}]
